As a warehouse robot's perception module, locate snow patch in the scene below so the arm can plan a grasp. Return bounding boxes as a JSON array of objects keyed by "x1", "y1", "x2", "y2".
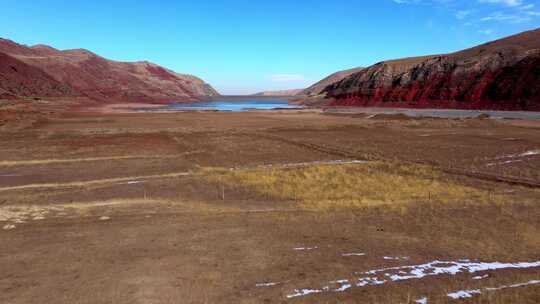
[
  {"x1": 342, "y1": 253, "x2": 366, "y2": 257},
  {"x1": 256, "y1": 282, "x2": 283, "y2": 287},
  {"x1": 2, "y1": 224, "x2": 15, "y2": 230},
  {"x1": 383, "y1": 256, "x2": 409, "y2": 261},
  {"x1": 294, "y1": 246, "x2": 318, "y2": 251},
  {"x1": 486, "y1": 159, "x2": 523, "y2": 167},
  {"x1": 287, "y1": 288, "x2": 326, "y2": 298},
  {"x1": 473, "y1": 274, "x2": 489, "y2": 280},
  {"x1": 286, "y1": 259, "x2": 540, "y2": 299},
  {"x1": 121, "y1": 181, "x2": 144, "y2": 185},
  {"x1": 448, "y1": 289, "x2": 481, "y2": 299},
  {"x1": 415, "y1": 297, "x2": 428, "y2": 304},
  {"x1": 495, "y1": 149, "x2": 540, "y2": 160},
  {"x1": 447, "y1": 280, "x2": 540, "y2": 300},
  {"x1": 521, "y1": 150, "x2": 540, "y2": 157}
]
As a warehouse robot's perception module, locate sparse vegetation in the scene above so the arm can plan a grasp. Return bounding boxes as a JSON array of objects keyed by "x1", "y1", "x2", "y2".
[
  {"x1": 1, "y1": 109, "x2": 539, "y2": 304},
  {"x1": 205, "y1": 162, "x2": 506, "y2": 210}
]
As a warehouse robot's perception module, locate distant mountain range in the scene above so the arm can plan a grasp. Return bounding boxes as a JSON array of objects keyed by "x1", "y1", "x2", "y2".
[
  {"x1": 314, "y1": 28, "x2": 540, "y2": 111},
  {"x1": 251, "y1": 68, "x2": 364, "y2": 98},
  {"x1": 0, "y1": 38, "x2": 218, "y2": 102},
  {"x1": 252, "y1": 89, "x2": 304, "y2": 97}
]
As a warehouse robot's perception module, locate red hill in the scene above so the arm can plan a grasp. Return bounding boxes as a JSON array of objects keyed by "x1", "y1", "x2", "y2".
[
  {"x1": 322, "y1": 28, "x2": 540, "y2": 111},
  {"x1": 0, "y1": 38, "x2": 218, "y2": 103}
]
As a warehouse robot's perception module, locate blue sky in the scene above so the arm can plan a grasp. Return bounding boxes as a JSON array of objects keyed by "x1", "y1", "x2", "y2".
[{"x1": 1, "y1": 0, "x2": 540, "y2": 94}]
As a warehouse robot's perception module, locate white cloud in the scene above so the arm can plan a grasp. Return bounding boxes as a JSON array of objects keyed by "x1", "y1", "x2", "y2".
[
  {"x1": 481, "y1": 11, "x2": 533, "y2": 22},
  {"x1": 478, "y1": 0, "x2": 523, "y2": 7},
  {"x1": 269, "y1": 74, "x2": 306, "y2": 82},
  {"x1": 456, "y1": 10, "x2": 473, "y2": 19},
  {"x1": 518, "y1": 3, "x2": 535, "y2": 9},
  {"x1": 478, "y1": 29, "x2": 495, "y2": 34},
  {"x1": 393, "y1": 0, "x2": 421, "y2": 4},
  {"x1": 389, "y1": 0, "x2": 540, "y2": 24}
]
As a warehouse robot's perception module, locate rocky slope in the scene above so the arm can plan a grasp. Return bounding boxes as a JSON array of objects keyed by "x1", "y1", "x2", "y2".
[
  {"x1": 0, "y1": 51, "x2": 75, "y2": 98},
  {"x1": 323, "y1": 28, "x2": 540, "y2": 110},
  {"x1": 0, "y1": 38, "x2": 219, "y2": 102},
  {"x1": 301, "y1": 67, "x2": 363, "y2": 96}
]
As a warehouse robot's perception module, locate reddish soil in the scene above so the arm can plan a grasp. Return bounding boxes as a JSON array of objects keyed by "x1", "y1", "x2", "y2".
[
  {"x1": 0, "y1": 103, "x2": 539, "y2": 303},
  {"x1": 0, "y1": 52, "x2": 74, "y2": 97}
]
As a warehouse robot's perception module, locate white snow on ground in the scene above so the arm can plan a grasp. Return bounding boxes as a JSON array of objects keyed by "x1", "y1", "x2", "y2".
[
  {"x1": 122, "y1": 181, "x2": 144, "y2": 185},
  {"x1": 473, "y1": 274, "x2": 489, "y2": 280},
  {"x1": 521, "y1": 150, "x2": 540, "y2": 157},
  {"x1": 256, "y1": 282, "x2": 283, "y2": 287},
  {"x1": 486, "y1": 159, "x2": 523, "y2": 167},
  {"x1": 447, "y1": 280, "x2": 540, "y2": 300},
  {"x1": 363, "y1": 260, "x2": 540, "y2": 282},
  {"x1": 342, "y1": 253, "x2": 366, "y2": 257},
  {"x1": 415, "y1": 297, "x2": 428, "y2": 304},
  {"x1": 495, "y1": 150, "x2": 540, "y2": 160},
  {"x1": 2, "y1": 224, "x2": 16, "y2": 230},
  {"x1": 294, "y1": 246, "x2": 318, "y2": 251},
  {"x1": 447, "y1": 289, "x2": 482, "y2": 299},
  {"x1": 488, "y1": 149, "x2": 539, "y2": 166},
  {"x1": 331, "y1": 280, "x2": 352, "y2": 292},
  {"x1": 286, "y1": 259, "x2": 540, "y2": 298},
  {"x1": 287, "y1": 288, "x2": 325, "y2": 298},
  {"x1": 383, "y1": 256, "x2": 409, "y2": 261}
]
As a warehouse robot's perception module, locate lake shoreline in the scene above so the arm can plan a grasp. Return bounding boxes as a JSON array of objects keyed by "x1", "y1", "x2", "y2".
[{"x1": 77, "y1": 99, "x2": 540, "y2": 121}]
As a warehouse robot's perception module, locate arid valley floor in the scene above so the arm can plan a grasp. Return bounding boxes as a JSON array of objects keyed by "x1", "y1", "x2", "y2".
[{"x1": 1, "y1": 100, "x2": 540, "y2": 304}]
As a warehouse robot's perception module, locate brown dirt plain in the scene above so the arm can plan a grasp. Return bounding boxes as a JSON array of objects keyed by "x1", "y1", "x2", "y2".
[{"x1": 1, "y1": 99, "x2": 539, "y2": 304}]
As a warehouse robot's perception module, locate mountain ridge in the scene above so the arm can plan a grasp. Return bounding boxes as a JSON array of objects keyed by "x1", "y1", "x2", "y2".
[
  {"x1": 0, "y1": 38, "x2": 219, "y2": 103},
  {"x1": 301, "y1": 67, "x2": 364, "y2": 96},
  {"x1": 252, "y1": 89, "x2": 304, "y2": 96},
  {"x1": 320, "y1": 28, "x2": 540, "y2": 111}
]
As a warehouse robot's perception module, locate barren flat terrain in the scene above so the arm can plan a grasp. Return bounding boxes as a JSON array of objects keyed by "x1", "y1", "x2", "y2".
[{"x1": 1, "y1": 102, "x2": 540, "y2": 303}]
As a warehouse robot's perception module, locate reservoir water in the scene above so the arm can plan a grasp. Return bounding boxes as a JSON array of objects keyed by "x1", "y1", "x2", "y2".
[
  {"x1": 140, "y1": 99, "x2": 540, "y2": 120},
  {"x1": 147, "y1": 99, "x2": 301, "y2": 112}
]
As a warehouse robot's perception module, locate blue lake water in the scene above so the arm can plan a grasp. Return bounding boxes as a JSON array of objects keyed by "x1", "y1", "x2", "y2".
[{"x1": 149, "y1": 99, "x2": 302, "y2": 112}]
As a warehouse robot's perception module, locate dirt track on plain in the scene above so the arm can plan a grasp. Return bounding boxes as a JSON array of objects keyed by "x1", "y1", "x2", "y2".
[{"x1": 1, "y1": 104, "x2": 539, "y2": 303}]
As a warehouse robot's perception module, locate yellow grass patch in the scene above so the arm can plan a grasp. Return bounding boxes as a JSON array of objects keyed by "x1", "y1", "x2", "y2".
[{"x1": 204, "y1": 161, "x2": 505, "y2": 210}]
